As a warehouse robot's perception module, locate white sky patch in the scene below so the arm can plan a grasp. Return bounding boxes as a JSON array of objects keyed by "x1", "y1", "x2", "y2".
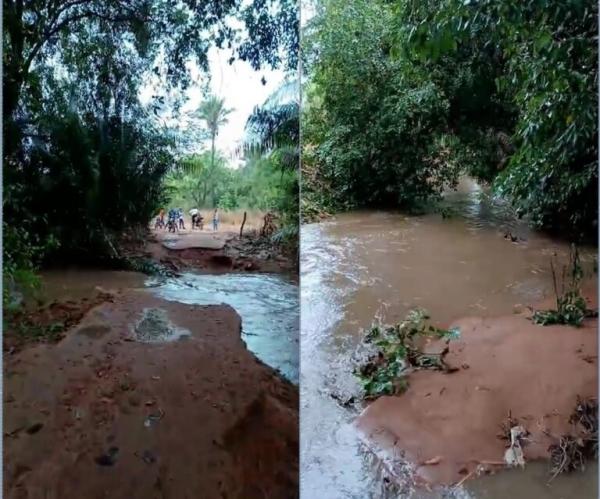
[
  {"x1": 140, "y1": 48, "x2": 285, "y2": 166},
  {"x1": 204, "y1": 46, "x2": 285, "y2": 160}
]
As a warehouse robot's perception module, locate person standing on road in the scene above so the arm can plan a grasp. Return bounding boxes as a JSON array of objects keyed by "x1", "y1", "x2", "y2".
[
  {"x1": 167, "y1": 208, "x2": 178, "y2": 232},
  {"x1": 212, "y1": 208, "x2": 219, "y2": 231},
  {"x1": 178, "y1": 208, "x2": 185, "y2": 230},
  {"x1": 189, "y1": 208, "x2": 199, "y2": 229}
]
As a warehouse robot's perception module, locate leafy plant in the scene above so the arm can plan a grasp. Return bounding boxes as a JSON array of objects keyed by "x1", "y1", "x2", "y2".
[
  {"x1": 533, "y1": 245, "x2": 596, "y2": 327},
  {"x1": 355, "y1": 309, "x2": 460, "y2": 399}
]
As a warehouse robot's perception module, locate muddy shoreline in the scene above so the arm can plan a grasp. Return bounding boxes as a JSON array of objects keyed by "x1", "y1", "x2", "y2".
[
  {"x1": 300, "y1": 206, "x2": 598, "y2": 498},
  {"x1": 142, "y1": 229, "x2": 298, "y2": 277},
  {"x1": 4, "y1": 232, "x2": 299, "y2": 499},
  {"x1": 355, "y1": 288, "x2": 598, "y2": 489}
]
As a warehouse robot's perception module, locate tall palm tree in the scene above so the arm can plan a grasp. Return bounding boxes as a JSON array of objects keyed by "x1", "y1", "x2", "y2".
[
  {"x1": 196, "y1": 96, "x2": 233, "y2": 169},
  {"x1": 192, "y1": 95, "x2": 233, "y2": 204}
]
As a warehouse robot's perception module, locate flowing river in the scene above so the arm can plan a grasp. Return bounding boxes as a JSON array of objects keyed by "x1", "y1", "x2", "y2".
[
  {"x1": 300, "y1": 178, "x2": 597, "y2": 498},
  {"x1": 147, "y1": 272, "x2": 300, "y2": 383}
]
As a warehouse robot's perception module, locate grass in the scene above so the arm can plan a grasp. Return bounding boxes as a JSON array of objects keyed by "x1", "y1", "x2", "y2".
[
  {"x1": 532, "y1": 245, "x2": 597, "y2": 327},
  {"x1": 15, "y1": 320, "x2": 66, "y2": 342},
  {"x1": 217, "y1": 209, "x2": 265, "y2": 228},
  {"x1": 354, "y1": 309, "x2": 460, "y2": 400}
]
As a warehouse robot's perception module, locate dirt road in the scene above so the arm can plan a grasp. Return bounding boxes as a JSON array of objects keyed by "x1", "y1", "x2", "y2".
[
  {"x1": 4, "y1": 290, "x2": 298, "y2": 499},
  {"x1": 4, "y1": 229, "x2": 299, "y2": 499}
]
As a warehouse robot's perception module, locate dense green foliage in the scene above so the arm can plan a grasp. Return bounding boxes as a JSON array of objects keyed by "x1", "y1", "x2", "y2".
[
  {"x1": 7, "y1": 110, "x2": 173, "y2": 259},
  {"x1": 166, "y1": 81, "x2": 299, "y2": 247},
  {"x1": 166, "y1": 151, "x2": 296, "y2": 214},
  {"x1": 303, "y1": 0, "x2": 597, "y2": 237},
  {"x1": 3, "y1": 0, "x2": 298, "y2": 305},
  {"x1": 245, "y1": 82, "x2": 300, "y2": 233}
]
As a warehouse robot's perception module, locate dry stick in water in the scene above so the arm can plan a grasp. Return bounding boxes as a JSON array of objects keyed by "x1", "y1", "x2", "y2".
[
  {"x1": 454, "y1": 466, "x2": 481, "y2": 488},
  {"x1": 240, "y1": 211, "x2": 247, "y2": 238},
  {"x1": 454, "y1": 461, "x2": 507, "y2": 489}
]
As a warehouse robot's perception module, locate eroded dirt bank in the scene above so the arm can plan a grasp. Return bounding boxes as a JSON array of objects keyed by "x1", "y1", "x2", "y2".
[
  {"x1": 356, "y1": 290, "x2": 598, "y2": 487},
  {"x1": 143, "y1": 229, "x2": 296, "y2": 275},
  {"x1": 4, "y1": 291, "x2": 298, "y2": 499}
]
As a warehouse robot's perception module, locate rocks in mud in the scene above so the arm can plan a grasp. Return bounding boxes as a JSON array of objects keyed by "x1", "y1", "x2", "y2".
[
  {"x1": 133, "y1": 308, "x2": 191, "y2": 343},
  {"x1": 139, "y1": 450, "x2": 157, "y2": 464},
  {"x1": 144, "y1": 409, "x2": 164, "y2": 428},
  {"x1": 503, "y1": 231, "x2": 525, "y2": 243}
]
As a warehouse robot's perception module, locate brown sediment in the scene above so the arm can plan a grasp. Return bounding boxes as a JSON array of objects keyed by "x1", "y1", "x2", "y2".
[
  {"x1": 144, "y1": 229, "x2": 296, "y2": 275},
  {"x1": 3, "y1": 292, "x2": 115, "y2": 354},
  {"x1": 356, "y1": 289, "x2": 598, "y2": 486},
  {"x1": 3, "y1": 291, "x2": 298, "y2": 499}
]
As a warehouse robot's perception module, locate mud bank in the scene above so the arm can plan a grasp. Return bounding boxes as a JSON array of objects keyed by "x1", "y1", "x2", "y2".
[
  {"x1": 4, "y1": 291, "x2": 298, "y2": 498},
  {"x1": 356, "y1": 291, "x2": 598, "y2": 487},
  {"x1": 145, "y1": 230, "x2": 296, "y2": 275}
]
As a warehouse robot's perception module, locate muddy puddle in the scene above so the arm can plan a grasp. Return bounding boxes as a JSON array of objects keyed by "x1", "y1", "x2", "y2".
[
  {"x1": 40, "y1": 269, "x2": 146, "y2": 302},
  {"x1": 300, "y1": 178, "x2": 597, "y2": 498},
  {"x1": 146, "y1": 272, "x2": 300, "y2": 383}
]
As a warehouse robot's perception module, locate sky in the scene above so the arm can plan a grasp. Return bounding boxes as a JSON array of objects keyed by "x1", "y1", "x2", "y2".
[
  {"x1": 140, "y1": 46, "x2": 287, "y2": 166},
  {"x1": 203, "y1": 48, "x2": 286, "y2": 159}
]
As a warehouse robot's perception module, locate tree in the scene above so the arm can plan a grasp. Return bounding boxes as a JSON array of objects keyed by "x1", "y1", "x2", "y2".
[
  {"x1": 400, "y1": 0, "x2": 598, "y2": 236},
  {"x1": 191, "y1": 95, "x2": 234, "y2": 204},
  {"x1": 303, "y1": 0, "x2": 597, "y2": 238},
  {"x1": 244, "y1": 79, "x2": 300, "y2": 246},
  {"x1": 3, "y1": 0, "x2": 299, "y2": 163},
  {"x1": 177, "y1": 150, "x2": 231, "y2": 207},
  {"x1": 3, "y1": 0, "x2": 299, "y2": 303},
  {"x1": 302, "y1": 0, "x2": 459, "y2": 211}
]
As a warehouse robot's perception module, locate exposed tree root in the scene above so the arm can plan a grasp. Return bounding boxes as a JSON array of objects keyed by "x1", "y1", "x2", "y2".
[{"x1": 548, "y1": 397, "x2": 598, "y2": 481}]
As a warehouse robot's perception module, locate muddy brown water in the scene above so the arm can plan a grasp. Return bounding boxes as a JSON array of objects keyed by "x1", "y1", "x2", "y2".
[
  {"x1": 300, "y1": 178, "x2": 598, "y2": 498},
  {"x1": 40, "y1": 269, "x2": 147, "y2": 302}
]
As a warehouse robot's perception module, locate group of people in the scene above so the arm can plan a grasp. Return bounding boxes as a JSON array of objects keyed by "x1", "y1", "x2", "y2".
[{"x1": 154, "y1": 208, "x2": 220, "y2": 232}]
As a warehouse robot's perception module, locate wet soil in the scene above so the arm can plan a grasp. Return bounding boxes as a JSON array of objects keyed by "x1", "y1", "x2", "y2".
[
  {"x1": 4, "y1": 291, "x2": 298, "y2": 499},
  {"x1": 357, "y1": 288, "x2": 598, "y2": 487},
  {"x1": 4, "y1": 227, "x2": 299, "y2": 498},
  {"x1": 3, "y1": 291, "x2": 115, "y2": 354},
  {"x1": 145, "y1": 228, "x2": 296, "y2": 275}
]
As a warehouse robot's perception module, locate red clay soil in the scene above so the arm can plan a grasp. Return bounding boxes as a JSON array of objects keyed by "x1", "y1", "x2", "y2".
[
  {"x1": 4, "y1": 291, "x2": 298, "y2": 499},
  {"x1": 356, "y1": 289, "x2": 598, "y2": 487},
  {"x1": 3, "y1": 292, "x2": 115, "y2": 354},
  {"x1": 144, "y1": 234, "x2": 294, "y2": 275}
]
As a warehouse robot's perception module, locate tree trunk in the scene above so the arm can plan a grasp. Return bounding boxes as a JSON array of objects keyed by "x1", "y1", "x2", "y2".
[
  {"x1": 202, "y1": 130, "x2": 216, "y2": 206},
  {"x1": 210, "y1": 131, "x2": 216, "y2": 174}
]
